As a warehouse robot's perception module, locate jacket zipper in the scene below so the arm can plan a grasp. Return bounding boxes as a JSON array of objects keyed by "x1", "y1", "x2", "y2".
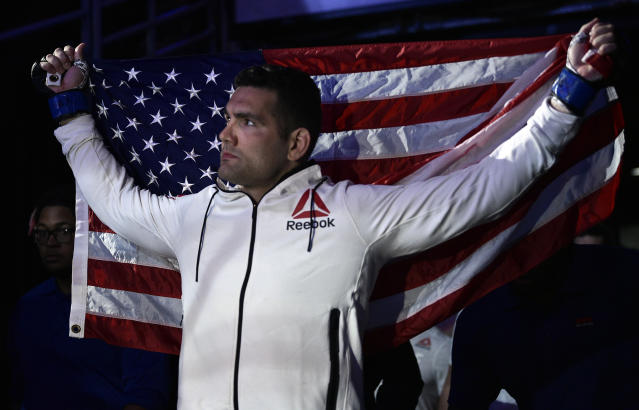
[
  {"x1": 233, "y1": 202, "x2": 258, "y2": 410},
  {"x1": 326, "y1": 308, "x2": 340, "y2": 410}
]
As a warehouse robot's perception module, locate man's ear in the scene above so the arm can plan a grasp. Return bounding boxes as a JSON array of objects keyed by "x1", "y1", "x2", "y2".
[{"x1": 287, "y1": 128, "x2": 311, "y2": 162}]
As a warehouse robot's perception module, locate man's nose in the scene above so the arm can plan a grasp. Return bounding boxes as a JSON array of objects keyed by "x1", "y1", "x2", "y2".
[{"x1": 219, "y1": 122, "x2": 235, "y2": 144}]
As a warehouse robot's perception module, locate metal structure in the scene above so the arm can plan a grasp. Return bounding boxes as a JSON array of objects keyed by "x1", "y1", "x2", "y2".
[{"x1": 0, "y1": 0, "x2": 223, "y2": 59}]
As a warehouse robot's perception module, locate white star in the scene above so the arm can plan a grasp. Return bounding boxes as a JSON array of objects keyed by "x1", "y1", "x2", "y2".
[
  {"x1": 204, "y1": 68, "x2": 221, "y2": 84},
  {"x1": 125, "y1": 116, "x2": 141, "y2": 130},
  {"x1": 200, "y1": 166, "x2": 216, "y2": 180},
  {"x1": 112, "y1": 99, "x2": 125, "y2": 109},
  {"x1": 207, "y1": 136, "x2": 222, "y2": 151},
  {"x1": 134, "y1": 91, "x2": 150, "y2": 107},
  {"x1": 124, "y1": 67, "x2": 141, "y2": 81},
  {"x1": 166, "y1": 130, "x2": 182, "y2": 144},
  {"x1": 159, "y1": 157, "x2": 175, "y2": 174},
  {"x1": 148, "y1": 82, "x2": 163, "y2": 95},
  {"x1": 166, "y1": 191, "x2": 178, "y2": 200},
  {"x1": 171, "y1": 98, "x2": 186, "y2": 115},
  {"x1": 190, "y1": 116, "x2": 206, "y2": 133},
  {"x1": 101, "y1": 79, "x2": 112, "y2": 89},
  {"x1": 88, "y1": 79, "x2": 96, "y2": 94},
  {"x1": 184, "y1": 148, "x2": 201, "y2": 162},
  {"x1": 225, "y1": 85, "x2": 235, "y2": 96},
  {"x1": 164, "y1": 68, "x2": 181, "y2": 83},
  {"x1": 119, "y1": 80, "x2": 131, "y2": 88},
  {"x1": 185, "y1": 83, "x2": 202, "y2": 100},
  {"x1": 129, "y1": 147, "x2": 141, "y2": 164},
  {"x1": 146, "y1": 169, "x2": 159, "y2": 186},
  {"x1": 149, "y1": 109, "x2": 167, "y2": 126},
  {"x1": 92, "y1": 64, "x2": 103, "y2": 73},
  {"x1": 111, "y1": 124, "x2": 124, "y2": 141},
  {"x1": 179, "y1": 177, "x2": 194, "y2": 193},
  {"x1": 208, "y1": 101, "x2": 223, "y2": 118},
  {"x1": 142, "y1": 136, "x2": 160, "y2": 152},
  {"x1": 96, "y1": 100, "x2": 109, "y2": 118}
]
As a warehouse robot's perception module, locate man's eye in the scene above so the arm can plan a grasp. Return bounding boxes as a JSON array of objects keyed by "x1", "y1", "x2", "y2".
[{"x1": 245, "y1": 119, "x2": 255, "y2": 126}]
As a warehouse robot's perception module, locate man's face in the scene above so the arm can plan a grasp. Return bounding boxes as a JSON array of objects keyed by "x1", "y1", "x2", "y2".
[
  {"x1": 218, "y1": 86, "x2": 293, "y2": 199},
  {"x1": 34, "y1": 205, "x2": 75, "y2": 273}
]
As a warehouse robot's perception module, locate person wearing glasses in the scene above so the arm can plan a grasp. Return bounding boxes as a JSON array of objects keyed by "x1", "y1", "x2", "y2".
[{"x1": 8, "y1": 184, "x2": 179, "y2": 410}]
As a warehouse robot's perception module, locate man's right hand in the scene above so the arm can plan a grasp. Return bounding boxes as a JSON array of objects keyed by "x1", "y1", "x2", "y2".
[{"x1": 40, "y1": 43, "x2": 87, "y2": 93}]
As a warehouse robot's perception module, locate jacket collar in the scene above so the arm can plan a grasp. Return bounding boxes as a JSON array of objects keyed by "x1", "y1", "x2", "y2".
[{"x1": 215, "y1": 161, "x2": 325, "y2": 201}]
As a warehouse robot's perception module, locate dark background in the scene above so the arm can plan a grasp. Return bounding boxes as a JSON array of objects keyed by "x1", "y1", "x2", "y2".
[{"x1": 2, "y1": 0, "x2": 638, "y2": 394}]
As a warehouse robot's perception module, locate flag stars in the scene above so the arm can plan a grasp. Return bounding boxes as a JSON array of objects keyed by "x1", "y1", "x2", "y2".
[
  {"x1": 150, "y1": 109, "x2": 167, "y2": 126},
  {"x1": 183, "y1": 148, "x2": 201, "y2": 162},
  {"x1": 119, "y1": 80, "x2": 131, "y2": 88},
  {"x1": 190, "y1": 116, "x2": 206, "y2": 133},
  {"x1": 179, "y1": 177, "x2": 194, "y2": 193},
  {"x1": 134, "y1": 91, "x2": 150, "y2": 107},
  {"x1": 111, "y1": 124, "x2": 124, "y2": 141},
  {"x1": 146, "y1": 169, "x2": 159, "y2": 186},
  {"x1": 159, "y1": 157, "x2": 175, "y2": 174},
  {"x1": 200, "y1": 167, "x2": 216, "y2": 180},
  {"x1": 96, "y1": 100, "x2": 109, "y2": 118},
  {"x1": 164, "y1": 68, "x2": 181, "y2": 84},
  {"x1": 125, "y1": 116, "x2": 141, "y2": 130},
  {"x1": 204, "y1": 68, "x2": 221, "y2": 84},
  {"x1": 225, "y1": 85, "x2": 235, "y2": 96},
  {"x1": 148, "y1": 82, "x2": 163, "y2": 96},
  {"x1": 129, "y1": 147, "x2": 142, "y2": 164},
  {"x1": 112, "y1": 99, "x2": 125, "y2": 109},
  {"x1": 101, "y1": 79, "x2": 112, "y2": 89},
  {"x1": 171, "y1": 98, "x2": 186, "y2": 115},
  {"x1": 124, "y1": 67, "x2": 141, "y2": 81},
  {"x1": 142, "y1": 136, "x2": 160, "y2": 152},
  {"x1": 208, "y1": 136, "x2": 222, "y2": 151},
  {"x1": 166, "y1": 130, "x2": 183, "y2": 144},
  {"x1": 186, "y1": 83, "x2": 202, "y2": 100},
  {"x1": 208, "y1": 101, "x2": 223, "y2": 118}
]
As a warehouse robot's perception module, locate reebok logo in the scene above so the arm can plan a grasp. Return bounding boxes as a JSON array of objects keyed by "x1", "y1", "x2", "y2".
[{"x1": 286, "y1": 189, "x2": 335, "y2": 231}]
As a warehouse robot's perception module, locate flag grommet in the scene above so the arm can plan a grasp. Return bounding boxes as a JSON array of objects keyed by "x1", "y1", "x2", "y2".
[{"x1": 71, "y1": 324, "x2": 82, "y2": 334}]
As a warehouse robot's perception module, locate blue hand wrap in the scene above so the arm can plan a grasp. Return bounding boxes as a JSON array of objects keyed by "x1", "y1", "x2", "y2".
[
  {"x1": 551, "y1": 68, "x2": 599, "y2": 116},
  {"x1": 48, "y1": 90, "x2": 90, "y2": 122}
]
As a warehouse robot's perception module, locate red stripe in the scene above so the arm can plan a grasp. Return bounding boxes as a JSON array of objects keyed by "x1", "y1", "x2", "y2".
[
  {"x1": 87, "y1": 258, "x2": 182, "y2": 299},
  {"x1": 89, "y1": 209, "x2": 115, "y2": 234},
  {"x1": 364, "y1": 170, "x2": 621, "y2": 354},
  {"x1": 84, "y1": 314, "x2": 181, "y2": 355},
  {"x1": 320, "y1": 82, "x2": 512, "y2": 132},
  {"x1": 369, "y1": 101, "x2": 623, "y2": 300},
  {"x1": 318, "y1": 150, "x2": 446, "y2": 185},
  {"x1": 264, "y1": 35, "x2": 566, "y2": 75}
]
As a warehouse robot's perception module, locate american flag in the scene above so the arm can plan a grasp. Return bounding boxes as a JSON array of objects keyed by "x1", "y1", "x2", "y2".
[{"x1": 68, "y1": 35, "x2": 625, "y2": 355}]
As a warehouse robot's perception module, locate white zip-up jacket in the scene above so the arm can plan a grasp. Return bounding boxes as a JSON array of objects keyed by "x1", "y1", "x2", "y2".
[{"x1": 55, "y1": 100, "x2": 577, "y2": 410}]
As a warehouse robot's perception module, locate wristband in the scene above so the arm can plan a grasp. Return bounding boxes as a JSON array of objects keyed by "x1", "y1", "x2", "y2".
[
  {"x1": 48, "y1": 90, "x2": 90, "y2": 123},
  {"x1": 550, "y1": 68, "x2": 599, "y2": 116}
]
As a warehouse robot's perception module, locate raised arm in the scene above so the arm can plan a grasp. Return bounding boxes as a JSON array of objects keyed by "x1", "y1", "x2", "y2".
[
  {"x1": 346, "y1": 19, "x2": 617, "y2": 259},
  {"x1": 36, "y1": 43, "x2": 191, "y2": 258}
]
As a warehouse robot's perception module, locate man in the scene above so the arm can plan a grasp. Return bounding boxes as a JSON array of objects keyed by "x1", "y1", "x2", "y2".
[
  {"x1": 37, "y1": 19, "x2": 616, "y2": 409},
  {"x1": 8, "y1": 184, "x2": 178, "y2": 410}
]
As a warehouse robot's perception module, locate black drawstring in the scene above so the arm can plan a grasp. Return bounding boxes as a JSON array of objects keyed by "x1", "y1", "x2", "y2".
[
  {"x1": 307, "y1": 178, "x2": 327, "y2": 252},
  {"x1": 196, "y1": 188, "x2": 218, "y2": 282}
]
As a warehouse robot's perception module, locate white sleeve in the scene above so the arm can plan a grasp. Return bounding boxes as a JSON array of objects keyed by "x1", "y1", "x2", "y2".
[
  {"x1": 55, "y1": 114, "x2": 184, "y2": 258},
  {"x1": 345, "y1": 99, "x2": 579, "y2": 260}
]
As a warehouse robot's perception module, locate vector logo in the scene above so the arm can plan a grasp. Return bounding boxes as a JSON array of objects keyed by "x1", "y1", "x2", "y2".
[
  {"x1": 291, "y1": 189, "x2": 330, "y2": 219},
  {"x1": 286, "y1": 189, "x2": 335, "y2": 231}
]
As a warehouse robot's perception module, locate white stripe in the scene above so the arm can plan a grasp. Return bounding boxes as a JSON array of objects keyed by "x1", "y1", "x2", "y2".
[
  {"x1": 312, "y1": 52, "x2": 546, "y2": 103},
  {"x1": 70, "y1": 187, "x2": 89, "y2": 339},
  {"x1": 367, "y1": 134, "x2": 624, "y2": 329},
  {"x1": 311, "y1": 112, "x2": 485, "y2": 160},
  {"x1": 88, "y1": 231, "x2": 179, "y2": 271},
  {"x1": 312, "y1": 48, "x2": 561, "y2": 161},
  {"x1": 86, "y1": 285, "x2": 183, "y2": 328}
]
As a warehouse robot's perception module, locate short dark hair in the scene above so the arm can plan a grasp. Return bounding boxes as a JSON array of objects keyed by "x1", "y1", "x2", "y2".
[
  {"x1": 234, "y1": 64, "x2": 322, "y2": 161},
  {"x1": 30, "y1": 183, "x2": 76, "y2": 229}
]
